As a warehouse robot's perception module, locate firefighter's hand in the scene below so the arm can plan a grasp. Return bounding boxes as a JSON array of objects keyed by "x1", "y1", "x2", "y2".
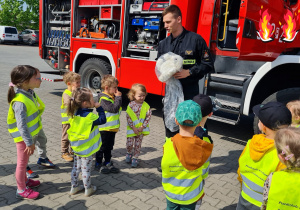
[
  {"x1": 132, "y1": 127, "x2": 139, "y2": 135},
  {"x1": 24, "y1": 144, "x2": 35, "y2": 156},
  {"x1": 115, "y1": 90, "x2": 122, "y2": 97},
  {"x1": 173, "y1": 69, "x2": 190, "y2": 79},
  {"x1": 94, "y1": 102, "x2": 101, "y2": 108}
]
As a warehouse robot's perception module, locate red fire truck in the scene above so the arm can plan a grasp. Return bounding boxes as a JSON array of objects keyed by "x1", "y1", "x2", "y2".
[{"x1": 39, "y1": 0, "x2": 300, "y2": 132}]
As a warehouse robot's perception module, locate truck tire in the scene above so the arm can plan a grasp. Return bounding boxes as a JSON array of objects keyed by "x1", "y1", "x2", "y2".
[
  {"x1": 79, "y1": 58, "x2": 111, "y2": 90},
  {"x1": 253, "y1": 88, "x2": 300, "y2": 134}
]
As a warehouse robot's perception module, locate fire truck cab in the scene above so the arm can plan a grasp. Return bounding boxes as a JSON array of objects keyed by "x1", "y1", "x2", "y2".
[{"x1": 39, "y1": 0, "x2": 300, "y2": 132}]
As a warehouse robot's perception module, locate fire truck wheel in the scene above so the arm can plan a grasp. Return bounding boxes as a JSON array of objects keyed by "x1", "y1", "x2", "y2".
[
  {"x1": 253, "y1": 87, "x2": 300, "y2": 134},
  {"x1": 79, "y1": 58, "x2": 111, "y2": 91}
]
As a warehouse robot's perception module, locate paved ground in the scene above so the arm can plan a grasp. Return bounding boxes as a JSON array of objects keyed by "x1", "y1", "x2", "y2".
[{"x1": 0, "y1": 45, "x2": 254, "y2": 210}]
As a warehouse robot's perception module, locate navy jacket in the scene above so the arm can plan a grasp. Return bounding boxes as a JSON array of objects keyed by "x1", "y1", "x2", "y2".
[{"x1": 157, "y1": 28, "x2": 215, "y2": 100}]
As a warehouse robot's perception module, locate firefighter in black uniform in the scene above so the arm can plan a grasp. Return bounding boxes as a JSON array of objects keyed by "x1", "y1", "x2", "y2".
[{"x1": 157, "y1": 5, "x2": 215, "y2": 138}]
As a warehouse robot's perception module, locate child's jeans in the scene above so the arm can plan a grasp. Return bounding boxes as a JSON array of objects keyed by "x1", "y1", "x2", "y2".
[
  {"x1": 71, "y1": 155, "x2": 93, "y2": 189},
  {"x1": 166, "y1": 199, "x2": 197, "y2": 210},
  {"x1": 126, "y1": 134, "x2": 144, "y2": 159},
  {"x1": 32, "y1": 129, "x2": 47, "y2": 159},
  {"x1": 16, "y1": 141, "x2": 29, "y2": 190},
  {"x1": 96, "y1": 131, "x2": 116, "y2": 163}
]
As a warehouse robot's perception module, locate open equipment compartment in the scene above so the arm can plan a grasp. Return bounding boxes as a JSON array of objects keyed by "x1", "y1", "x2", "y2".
[{"x1": 123, "y1": 0, "x2": 168, "y2": 60}]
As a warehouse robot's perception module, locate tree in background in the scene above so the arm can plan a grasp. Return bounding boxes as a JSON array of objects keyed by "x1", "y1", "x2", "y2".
[{"x1": 0, "y1": 0, "x2": 39, "y2": 31}]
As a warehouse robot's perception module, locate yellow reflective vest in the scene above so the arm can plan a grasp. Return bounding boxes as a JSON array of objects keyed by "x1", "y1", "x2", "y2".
[
  {"x1": 162, "y1": 137, "x2": 204, "y2": 205},
  {"x1": 266, "y1": 171, "x2": 300, "y2": 210},
  {"x1": 7, "y1": 93, "x2": 45, "y2": 143},
  {"x1": 98, "y1": 96, "x2": 121, "y2": 131},
  {"x1": 126, "y1": 101, "x2": 150, "y2": 137},
  {"x1": 200, "y1": 135, "x2": 212, "y2": 179},
  {"x1": 68, "y1": 113, "x2": 102, "y2": 157},
  {"x1": 61, "y1": 89, "x2": 72, "y2": 124},
  {"x1": 239, "y1": 140, "x2": 280, "y2": 207}
]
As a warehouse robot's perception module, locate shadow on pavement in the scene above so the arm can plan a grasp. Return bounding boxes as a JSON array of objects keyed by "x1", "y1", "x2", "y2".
[
  {"x1": 209, "y1": 150, "x2": 243, "y2": 174},
  {"x1": 222, "y1": 203, "x2": 237, "y2": 210}
]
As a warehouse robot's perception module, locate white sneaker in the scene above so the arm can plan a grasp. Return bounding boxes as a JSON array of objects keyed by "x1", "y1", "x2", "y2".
[
  {"x1": 69, "y1": 185, "x2": 84, "y2": 195},
  {"x1": 85, "y1": 185, "x2": 97, "y2": 197}
]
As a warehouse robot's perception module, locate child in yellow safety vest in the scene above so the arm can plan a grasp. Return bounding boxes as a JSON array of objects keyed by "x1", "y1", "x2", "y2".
[
  {"x1": 286, "y1": 100, "x2": 300, "y2": 128},
  {"x1": 161, "y1": 100, "x2": 213, "y2": 210},
  {"x1": 237, "y1": 102, "x2": 292, "y2": 210},
  {"x1": 66, "y1": 87, "x2": 106, "y2": 197},
  {"x1": 96, "y1": 75, "x2": 122, "y2": 174},
  {"x1": 125, "y1": 83, "x2": 152, "y2": 168},
  {"x1": 261, "y1": 127, "x2": 300, "y2": 210},
  {"x1": 60, "y1": 72, "x2": 81, "y2": 162},
  {"x1": 7, "y1": 65, "x2": 55, "y2": 200}
]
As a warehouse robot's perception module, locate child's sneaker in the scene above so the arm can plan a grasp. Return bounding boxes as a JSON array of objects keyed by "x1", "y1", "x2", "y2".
[
  {"x1": 69, "y1": 185, "x2": 84, "y2": 195},
  {"x1": 37, "y1": 158, "x2": 55, "y2": 167},
  {"x1": 125, "y1": 153, "x2": 132, "y2": 163},
  {"x1": 26, "y1": 166, "x2": 39, "y2": 179},
  {"x1": 131, "y1": 158, "x2": 138, "y2": 168},
  {"x1": 100, "y1": 163, "x2": 110, "y2": 174},
  {"x1": 26, "y1": 179, "x2": 40, "y2": 188},
  {"x1": 16, "y1": 187, "x2": 39, "y2": 200},
  {"x1": 106, "y1": 162, "x2": 120, "y2": 173},
  {"x1": 61, "y1": 153, "x2": 74, "y2": 162},
  {"x1": 85, "y1": 185, "x2": 97, "y2": 197},
  {"x1": 94, "y1": 162, "x2": 101, "y2": 171}
]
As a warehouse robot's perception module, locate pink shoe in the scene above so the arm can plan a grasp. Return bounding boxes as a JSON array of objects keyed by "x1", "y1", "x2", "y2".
[
  {"x1": 16, "y1": 187, "x2": 39, "y2": 200},
  {"x1": 26, "y1": 179, "x2": 40, "y2": 188}
]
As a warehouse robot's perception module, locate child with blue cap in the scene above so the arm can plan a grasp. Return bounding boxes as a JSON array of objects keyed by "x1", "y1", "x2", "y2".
[{"x1": 161, "y1": 100, "x2": 213, "y2": 210}]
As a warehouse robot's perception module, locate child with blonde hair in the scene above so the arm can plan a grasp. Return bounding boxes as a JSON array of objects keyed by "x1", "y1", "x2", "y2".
[
  {"x1": 286, "y1": 100, "x2": 300, "y2": 128},
  {"x1": 67, "y1": 87, "x2": 106, "y2": 196},
  {"x1": 96, "y1": 75, "x2": 122, "y2": 173},
  {"x1": 261, "y1": 127, "x2": 300, "y2": 209},
  {"x1": 61, "y1": 72, "x2": 81, "y2": 162},
  {"x1": 125, "y1": 83, "x2": 152, "y2": 167}
]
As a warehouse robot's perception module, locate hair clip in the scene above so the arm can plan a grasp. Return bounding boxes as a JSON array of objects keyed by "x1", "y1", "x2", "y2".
[
  {"x1": 9, "y1": 82, "x2": 15, "y2": 87},
  {"x1": 285, "y1": 154, "x2": 294, "y2": 161},
  {"x1": 70, "y1": 97, "x2": 74, "y2": 101}
]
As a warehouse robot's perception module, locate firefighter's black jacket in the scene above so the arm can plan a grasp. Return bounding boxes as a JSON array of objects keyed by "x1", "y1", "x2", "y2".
[{"x1": 157, "y1": 27, "x2": 215, "y2": 100}]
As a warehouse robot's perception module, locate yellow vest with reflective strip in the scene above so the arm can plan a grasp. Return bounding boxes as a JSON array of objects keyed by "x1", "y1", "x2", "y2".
[
  {"x1": 162, "y1": 137, "x2": 204, "y2": 205},
  {"x1": 239, "y1": 140, "x2": 279, "y2": 207},
  {"x1": 267, "y1": 171, "x2": 300, "y2": 210},
  {"x1": 98, "y1": 96, "x2": 121, "y2": 131},
  {"x1": 201, "y1": 136, "x2": 212, "y2": 179},
  {"x1": 61, "y1": 89, "x2": 72, "y2": 124},
  {"x1": 68, "y1": 112, "x2": 102, "y2": 157},
  {"x1": 126, "y1": 101, "x2": 150, "y2": 137},
  {"x1": 7, "y1": 93, "x2": 45, "y2": 143}
]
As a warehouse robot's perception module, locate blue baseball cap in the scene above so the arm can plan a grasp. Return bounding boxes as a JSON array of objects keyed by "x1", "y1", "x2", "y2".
[{"x1": 175, "y1": 100, "x2": 202, "y2": 127}]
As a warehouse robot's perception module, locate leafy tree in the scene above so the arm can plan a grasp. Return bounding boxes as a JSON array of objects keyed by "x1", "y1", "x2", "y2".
[{"x1": 0, "y1": 0, "x2": 39, "y2": 31}]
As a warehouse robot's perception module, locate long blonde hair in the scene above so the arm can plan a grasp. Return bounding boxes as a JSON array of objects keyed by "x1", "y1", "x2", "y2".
[
  {"x1": 286, "y1": 100, "x2": 300, "y2": 124},
  {"x1": 66, "y1": 87, "x2": 92, "y2": 118},
  {"x1": 275, "y1": 127, "x2": 300, "y2": 171}
]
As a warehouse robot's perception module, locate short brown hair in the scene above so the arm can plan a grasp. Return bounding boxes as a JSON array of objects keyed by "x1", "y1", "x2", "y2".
[
  {"x1": 162, "y1": 5, "x2": 182, "y2": 18},
  {"x1": 101, "y1": 75, "x2": 118, "y2": 90},
  {"x1": 127, "y1": 83, "x2": 147, "y2": 101},
  {"x1": 63, "y1": 72, "x2": 81, "y2": 84}
]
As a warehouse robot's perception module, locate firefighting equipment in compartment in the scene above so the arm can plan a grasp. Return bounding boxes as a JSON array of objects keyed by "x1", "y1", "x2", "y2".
[
  {"x1": 81, "y1": 17, "x2": 88, "y2": 28},
  {"x1": 60, "y1": 51, "x2": 70, "y2": 63},
  {"x1": 106, "y1": 22, "x2": 120, "y2": 39},
  {"x1": 46, "y1": 30, "x2": 70, "y2": 47},
  {"x1": 79, "y1": 27, "x2": 90, "y2": 38}
]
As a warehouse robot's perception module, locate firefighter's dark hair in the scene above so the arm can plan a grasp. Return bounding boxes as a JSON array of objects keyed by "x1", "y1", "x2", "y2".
[
  {"x1": 66, "y1": 87, "x2": 92, "y2": 118},
  {"x1": 162, "y1": 5, "x2": 182, "y2": 19},
  {"x1": 8, "y1": 65, "x2": 39, "y2": 104}
]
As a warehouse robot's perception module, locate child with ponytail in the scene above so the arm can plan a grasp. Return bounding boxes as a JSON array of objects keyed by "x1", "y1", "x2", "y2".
[
  {"x1": 261, "y1": 127, "x2": 300, "y2": 209},
  {"x1": 66, "y1": 87, "x2": 106, "y2": 197}
]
